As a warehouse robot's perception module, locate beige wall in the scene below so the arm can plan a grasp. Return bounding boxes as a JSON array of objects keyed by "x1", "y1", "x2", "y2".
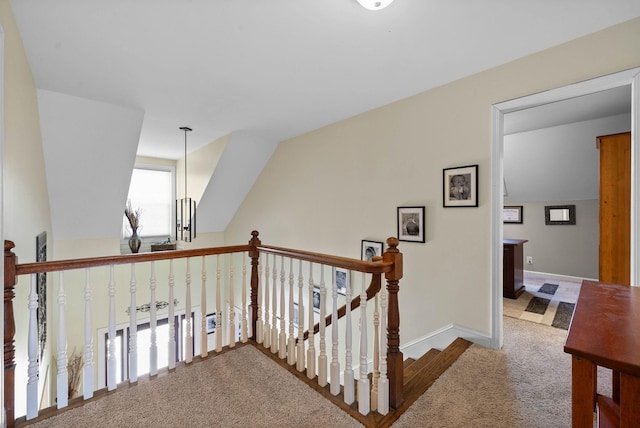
[
  {"x1": 225, "y1": 17, "x2": 640, "y2": 346},
  {"x1": 1, "y1": 0, "x2": 52, "y2": 416}
]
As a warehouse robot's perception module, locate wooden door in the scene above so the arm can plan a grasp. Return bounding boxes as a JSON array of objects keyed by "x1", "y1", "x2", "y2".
[{"x1": 598, "y1": 132, "x2": 631, "y2": 285}]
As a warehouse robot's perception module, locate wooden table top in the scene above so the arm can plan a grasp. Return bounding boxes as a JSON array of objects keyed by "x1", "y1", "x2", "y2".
[{"x1": 564, "y1": 280, "x2": 640, "y2": 376}]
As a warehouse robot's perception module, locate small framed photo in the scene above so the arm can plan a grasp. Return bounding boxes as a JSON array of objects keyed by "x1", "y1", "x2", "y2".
[
  {"x1": 361, "y1": 240, "x2": 384, "y2": 261},
  {"x1": 503, "y1": 205, "x2": 523, "y2": 224},
  {"x1": 443, "y1": 164, "x2": 478, "y2": 207},
  {"x1": 397, "y1": 206, "x2": 425, "y2": 243},
  {"x1": 334, "y1": 267, "x2": 349, "y2": 295},
  {"x1": 206, "y1": 313, "x2": 217, "y2": 334},
  {"x1": 313, "y1": 287, "x2": 321, "y2": 313},
  {"x1": 293, "y1": 303, "x2": 299, "y2": 327}
]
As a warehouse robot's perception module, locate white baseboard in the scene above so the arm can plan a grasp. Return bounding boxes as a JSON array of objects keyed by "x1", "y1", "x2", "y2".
[
  {"x1": 400, "y1": 324, "x2": 491, "y2": 360},
  {"x1": 523, "y1": 270, "x2": 596, "y2": 283}
]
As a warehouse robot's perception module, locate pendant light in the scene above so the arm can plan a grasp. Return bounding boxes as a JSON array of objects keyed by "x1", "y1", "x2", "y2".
[
  {"x1": 176, "y1": 126, "x2": 196, "y2": 242},
  {"x1": 356, "y1": 0, "x2": 395, "y2": 10}
]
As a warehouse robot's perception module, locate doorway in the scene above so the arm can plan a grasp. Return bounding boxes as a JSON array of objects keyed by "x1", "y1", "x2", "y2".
[{"x1": 490, "y1": 68, "x2": 640, "y2": 350}]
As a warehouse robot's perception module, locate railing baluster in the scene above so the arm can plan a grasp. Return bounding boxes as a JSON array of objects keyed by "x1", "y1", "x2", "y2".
[
  {"x1": 26, "y1": 274, "x2": 38, "y2": 419},
  {"x1": 318, "y1": 266, "x2": 328, "y2": 387},
  {"x1": 201, "y1": 256, "x2": 208, "y2": 357},
  {"x1": 330, "y1": 266, "x2": 340, "y2": 396},
  {"x1": 287, "y1": 258, "x2": 296, "y2": 365},
  {"x1": 241, "y1": 252, "x2": 248, "y2": 343},
  {"x1": 371, "y1": 293, "x2": 380, "y2": 412},
  {"x1": 263, "y1": 253, "x2": 271, "y2": 349},
  {"x1": 229, "y1": 254, "x2": 236, "y2": 348},
  {"x1": 107, "y1": 265, "x2": 117, "y2": 390},
  {"x1": 168, "y1": 260, "x2": 176, "y2": 370},
  {"x1": 83, "y1": 268, "x2": 94, "y2": 399},
  {"x1": 378, "y1": 287, "x2": 389, "y2": 415},
  {"x1": 57, "y1": 271, "x2": 68, "y2": 409},
  {"x1": 256, "y1": 254, "x2": 264, "y2": 344},
  {"x1": 307, "y1": 262, "x2": 316, "y2": 379},
  {"x1": 185, "y1": 258, "x2": 193, "y2": 363},
  {"x1": 358, "y1": 271, "x2": 370, "y2": 415},
  {"x1": 270, "y1": 254, "x2": 278, "y2": 354},
  {"x1": 296, "y1": 260, "x2": 305, "y2": 372},
  {"x1": 149, "y1": 262, "x2": 158, "y2": 376},
  {"x1": 215, "y1": 255, "x2": 222, "y2": 353},
  {"x1": 129, "y1": 264, "x2": 138, "y2": 383},
  {"x1": 344, "y1": 267, "x2": 354, "y2": 405},
  {"x1": 278, "y1": 256, "x2": 287, "y2": 359}
]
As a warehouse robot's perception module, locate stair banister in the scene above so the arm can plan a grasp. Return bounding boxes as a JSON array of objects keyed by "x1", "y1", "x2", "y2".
[{"x1": 383, "y1": 237, "x2": 404, "y2": 409}]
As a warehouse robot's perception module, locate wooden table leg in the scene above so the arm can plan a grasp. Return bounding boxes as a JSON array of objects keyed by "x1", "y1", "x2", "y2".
[
  {"x1": 620, "y1": 373, "x2": 640, "y2": 427},
  {"x1": 572, "y1": 355, "x2": 596, "y2": 427},
  {"x1": 612, "y1": 370, "x2": 620, "y2": 403}
]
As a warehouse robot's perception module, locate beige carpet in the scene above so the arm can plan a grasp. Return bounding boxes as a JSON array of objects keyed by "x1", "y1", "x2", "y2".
[{"x1": 25, "y1": 317, "x2": 612, "y2": 427}]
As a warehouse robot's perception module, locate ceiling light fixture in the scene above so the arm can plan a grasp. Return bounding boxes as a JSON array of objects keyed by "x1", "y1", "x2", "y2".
[
  {"x1": 176, "y1": 126, "x2": 196, "y2": 242},
  {"x1": 357, "y1": 0, "x2": 395, "y2": 10}
]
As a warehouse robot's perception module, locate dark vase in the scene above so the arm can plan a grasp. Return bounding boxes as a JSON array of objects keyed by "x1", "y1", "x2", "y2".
[{"x1": 129, "y1": 228, "x2": 141, "y2": 253}]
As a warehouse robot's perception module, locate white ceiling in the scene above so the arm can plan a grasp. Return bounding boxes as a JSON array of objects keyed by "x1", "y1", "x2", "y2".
[{"x1": 11, "y1": 1, "x2": 640, "y2": 160}]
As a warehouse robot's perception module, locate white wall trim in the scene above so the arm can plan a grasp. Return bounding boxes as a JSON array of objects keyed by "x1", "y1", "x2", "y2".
[
  {"x1": 524, "y1": 270, "x2": 596, "y2": 283},
  {"x1": 492, "y1": 67, "x2": 640, "y2": 352},
  {"x1": 0, "y1": 22, "x2": 6, "y2": 428},
  {"x1": 400, "y1": 323, "x2": 491, "y2": 360}
]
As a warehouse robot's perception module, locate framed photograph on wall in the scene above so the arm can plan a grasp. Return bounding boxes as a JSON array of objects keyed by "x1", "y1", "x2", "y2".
[
  {"x1": 361, "y1": 240, "x2": 384, "y2": 261},
  {"x1": 312, "y1": 287, "x2": 321, "y2": 313},
  {"x1": 206, "y1": 313, "x2": 217, "y2": 334},
  {"x1": 333, "y1": 267, "x2": 349, "y2": 296},
  {"x1": 503, "y1": 205, "x2": 523, "y2": 224},
  {"x1": 443, "y1": 164, "x2": 478, "y2": 207},
  {"x1": 293, "y1": 303, "x2": 299, "y2": 327},
  {"x1": 397, "y1": 206, "x2": 425, "y2": 243},
  {"x1": 36, "y1": 232, "x2": 47, "y2": 362}
]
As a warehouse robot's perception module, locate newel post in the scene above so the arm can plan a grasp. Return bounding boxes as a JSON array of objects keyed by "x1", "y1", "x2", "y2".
[
  {"x1": 383, "y1": 237, "x2": 403, "y2": 409},
  {"x1": 4, "y1": 241, "x2": 17, "y2": 428},
  {"x1": 248, "y1": 231, "x2": 261, "y2": 341}
]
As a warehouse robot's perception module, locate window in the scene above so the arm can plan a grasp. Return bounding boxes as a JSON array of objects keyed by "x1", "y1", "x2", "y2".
[{"x1": 123, "y1": 166, "x2": 174, "y2": 239}]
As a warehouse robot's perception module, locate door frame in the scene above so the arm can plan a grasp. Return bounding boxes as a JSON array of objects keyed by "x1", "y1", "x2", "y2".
[{"x1": 490, "y1": 67, "x2": 640, "y2": 350}]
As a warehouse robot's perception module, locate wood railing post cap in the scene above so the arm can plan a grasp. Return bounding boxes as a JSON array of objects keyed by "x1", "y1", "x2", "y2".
[
  {"x1": 386, "y1": 237, "x2": 399, "y2": 250},
  {"x1": 4, "y1": 240, "x2": 15, "y2": 252}
]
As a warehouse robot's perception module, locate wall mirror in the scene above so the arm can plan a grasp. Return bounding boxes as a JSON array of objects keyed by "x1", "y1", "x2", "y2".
[{"x1": 544, "y1": 204, "x2": 576, "y2": 225}]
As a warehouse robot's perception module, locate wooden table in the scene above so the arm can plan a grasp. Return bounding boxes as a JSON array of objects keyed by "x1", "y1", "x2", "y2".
[{"x1": 564, "y1": 280, "x2": 640, "y2": 427}]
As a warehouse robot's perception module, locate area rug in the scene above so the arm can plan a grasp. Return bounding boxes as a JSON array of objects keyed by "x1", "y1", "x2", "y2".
[{"x1": 503, "y1": 275, "x2": 581, "y2": 330}]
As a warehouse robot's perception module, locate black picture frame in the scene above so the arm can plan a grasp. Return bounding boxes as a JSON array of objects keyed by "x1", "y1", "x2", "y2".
[
  {"x1": 206, "y1": 312, "x2": 217, "y2": 334},
  {"x1": 545, "y1": 204, "x2": 576, "y2": 225},
  {"x1": 443, "y1": 164, "x2": 478, "y2": 207},
  {"x1": 397, "y1": 206, "x2": 426, "y2": 243},
  {"x1": 333, "y1": 267, "x2": 349, "y2": 296},
  {"x1": 361, "y1": 240, "x2": 384, "y2": 261},
  {"x1": 503, "y1": 206, "x2": 523, "y2": 224},
  {"x1": 312, "y1": 287, "x2": 321, "y2": 313},
  {"x1": 36, "y1": 232, "x2": 47, "y2": 362}
]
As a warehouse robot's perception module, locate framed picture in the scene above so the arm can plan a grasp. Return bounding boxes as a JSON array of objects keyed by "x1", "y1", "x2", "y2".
[
  {"x1": 312, "y1": 287, "x2": 321, "y2": 313},
  {"x1": 361, "y1": 240, "x2": 383, "y2": 261},
  {"x1": 443, "y1": 164, "x2": 478, "y2": 207},
  {"x1": 206, "y1": 313, "x2": 217, "y2": 334},
  {"x1": 36, "y1": 232, "x2": 47, "y2": 362},
  {"x1": 545, "y1": 204, "x2": 576, "y2": 225},
  {"x1": 293, "y1": 302, "x2": 299, "y2": 327},
  {"x1": 503, "y1": 206, "x2": 523, "y2": 224},
  {"x1": 397, "y1": 206, "x2": 425, "y2": 243},
  {"x1": 334, "y1": 267, "x2": 349, "y2": 296}
]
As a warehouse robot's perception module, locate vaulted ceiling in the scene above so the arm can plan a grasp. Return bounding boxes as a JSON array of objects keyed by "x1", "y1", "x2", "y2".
[{"x1": 10, "y1": 1, "x2": 640, "y2": 238}]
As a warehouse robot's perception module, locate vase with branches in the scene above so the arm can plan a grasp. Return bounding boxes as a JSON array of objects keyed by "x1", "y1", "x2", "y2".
[{"x1": 124, "y1": 201, "x2": 142, "y2": 253}]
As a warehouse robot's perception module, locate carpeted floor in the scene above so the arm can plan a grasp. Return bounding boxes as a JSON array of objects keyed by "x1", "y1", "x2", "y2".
[{"x1": 503, "y1": 274, "x2": 582, "y2": 330}]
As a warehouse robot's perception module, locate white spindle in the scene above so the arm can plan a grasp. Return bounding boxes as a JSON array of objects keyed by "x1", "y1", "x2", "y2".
[
  {"x1": 318, "y1": 266, "x2": 328, "y2": 387},
  {"x1": 168, "y1": 261, "x2": 176, "y2": 370},
  {"x1": 263, "y1": 253, "x2": 271, "y2": 349},
  {"x1": 278, "y1": 256, "x2": 287, "y2": 359},
  {"x1": 57, "y1": 271, "x2": 68, "y2": 409},
  {"x1": 256, "y1": 255, "x2": 264, "y2": 344},
  {"x1": 229, "y1": 254, "x2": 236, "y2": 348},
  {"x1": 378, "y1": 287, "x2": 389, "y2": 415},
  {"x1": 201, "y1": 256, "x2": 208, "y2": 357},
  {"x1": 358, "y1": 271, "x2": 370, "y2": 415},
  {"x1": 129, "y1": 264, "x2": 138, "y2": 383},
  {"x1": 307, "y1": 262, "x2": 316, "y2": 379},
  {"x1": 343, "y1": 267, "x2": 354, "y2": 405},
  {"x1": 287, "y1": 258, "x2": 296, "y2": 365},
  {"x1": 241, "y1": 253, "x2": 248, "y2": 343},
  {"x1": 296, "y1": 260, "x2": 305, "y2": 372},
  {"x1": 330, "y1": 266, "x2": 340, "y2": 396},
  {"x1": 271, "y1": 254, "x2": 279, "y2": 353},
  {"x1": 26, "y1": 274, "x2": 38, "y2": 419},
  {"x1": 107, "y1": 265, "x2": 117, "y2": 390},
  {"x1": 149, "y1": 262, "x2": 158, "y2": 376},
  {"x1": 185, "y1": 258, "x2": 193, "y2": 363},
  {"x1": 215, "y1": 255, "x2": 222, "y2": 352},
  {"x1": 371, "y1": 293, "x2": 380, "y2": 411},
  {"x1": 83, "y1": 269, "x2": 94, "y2": 399}
]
